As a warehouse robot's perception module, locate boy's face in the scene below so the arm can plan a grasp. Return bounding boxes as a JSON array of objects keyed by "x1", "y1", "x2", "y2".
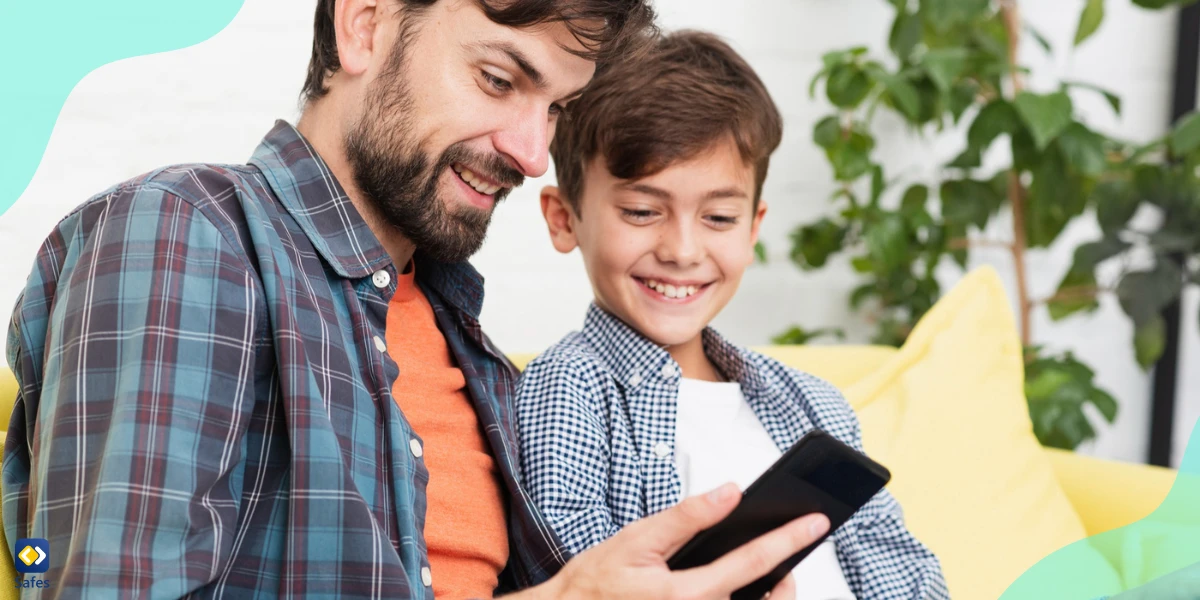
[{"x1": 541, "y1": 138, "x2": 767, "y2": 346}]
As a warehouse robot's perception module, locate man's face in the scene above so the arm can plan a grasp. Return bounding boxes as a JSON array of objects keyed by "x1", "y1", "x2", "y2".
[{"x1": 347, "y1": 0, "x2": 596, "y2": 262}]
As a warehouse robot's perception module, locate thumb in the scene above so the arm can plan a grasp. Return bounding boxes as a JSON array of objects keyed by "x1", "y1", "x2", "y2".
[{"x1": 623, "y1": 482, "x2": 742, "y2": 556}]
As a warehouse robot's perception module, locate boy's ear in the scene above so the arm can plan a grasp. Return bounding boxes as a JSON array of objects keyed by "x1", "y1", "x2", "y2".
[
  {"x1": 540, "y1": 185, "x2": 579, "y2": 254},
  {"x1": 750, "y1": 199, "x2": 768, "y2": 246}
]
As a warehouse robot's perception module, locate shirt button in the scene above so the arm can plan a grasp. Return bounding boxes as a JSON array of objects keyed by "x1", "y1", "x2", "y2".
[
  {"x1": 372, "y1": 270, "x2": 391, "y2": 289},
  {"x1": 660, "y1": 363, "x2": 677, "y2": 379},
  {"x1": 374, "y1": 336, "x2": 387, "y2": 353},
  {"x1": 628, "y1": 372, "x2": 643, "y2": 387},
  {"x1": 654, "y1": 442, "x2": 671, "y2": 459},
  {"x1": 421, "y1": 566, "x2": 432, "y2": 587},
  {"x1": 409, "y1": 438, "x2": 423, "y2": 458}
]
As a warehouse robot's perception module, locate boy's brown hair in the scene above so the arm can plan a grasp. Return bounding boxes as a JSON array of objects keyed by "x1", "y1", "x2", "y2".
[{"x1": 550, "y1": 30, "x2": 783, "y2": 212}]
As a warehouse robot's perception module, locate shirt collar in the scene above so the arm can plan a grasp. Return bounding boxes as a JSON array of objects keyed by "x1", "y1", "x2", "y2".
[
  {"x1": 249, "y1": 120, "x2": 391, "y2": 280},
  {"x1": 581, "y1": 303, "x2": 768, "y2": 392},
  {"x1": 249, "y1": 120, "x2": 486, "y2": 318}
]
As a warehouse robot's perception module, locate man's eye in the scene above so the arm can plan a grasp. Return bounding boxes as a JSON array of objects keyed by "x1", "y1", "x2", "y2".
[{"x1": 483, "y1": 71, "x2": 512, "y2": 92}]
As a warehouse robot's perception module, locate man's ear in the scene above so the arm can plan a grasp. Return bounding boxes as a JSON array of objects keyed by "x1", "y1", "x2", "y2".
[
  {"x1": 333, "y1": 0, "x2": 385, "y2": 79},
  {"x1": 540, "y1": 186, "x2": 579, "y2": 254}
]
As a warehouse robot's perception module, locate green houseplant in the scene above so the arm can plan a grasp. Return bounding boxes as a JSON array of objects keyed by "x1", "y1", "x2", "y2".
[{"x1": 785, "y1": 0, "x2": 1200, "y2": 450}]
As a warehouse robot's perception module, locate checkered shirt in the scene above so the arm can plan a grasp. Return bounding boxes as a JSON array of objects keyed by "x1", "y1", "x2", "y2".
[{"x1": 517, "y1": 304, "x2": 950, "y2": 599}]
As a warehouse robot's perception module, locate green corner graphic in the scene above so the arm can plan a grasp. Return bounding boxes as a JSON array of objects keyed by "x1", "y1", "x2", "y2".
[
  {"x1": 1002, "y1": 418, "x2": 1200, "y2": 598},
  {"x1": 0, "y1": 0, "x2": 245, "y2": 218}
]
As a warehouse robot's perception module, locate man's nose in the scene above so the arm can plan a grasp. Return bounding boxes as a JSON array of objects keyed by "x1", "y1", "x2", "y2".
[{"x1": 492, "y1": 106, "x2": 551, "y2": 177}]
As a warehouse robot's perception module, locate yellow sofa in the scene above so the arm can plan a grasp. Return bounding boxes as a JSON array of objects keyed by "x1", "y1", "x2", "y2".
[{"x1": 0, "y1": 336, "x2": 1176, "y2": 596}]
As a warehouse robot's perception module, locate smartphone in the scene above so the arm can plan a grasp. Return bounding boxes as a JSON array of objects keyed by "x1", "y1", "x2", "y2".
[{"x1": 666, "y1": 429, "x2": 891, "y2": 600}]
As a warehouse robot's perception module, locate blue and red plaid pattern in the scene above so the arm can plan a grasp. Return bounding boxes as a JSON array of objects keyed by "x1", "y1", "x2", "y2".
[
  {"x1": 4, "y1": 121, "x2": 567, "y2": 598},
  {"x1": 517, "y1": 305, "x2": 950, "y2": 599}
]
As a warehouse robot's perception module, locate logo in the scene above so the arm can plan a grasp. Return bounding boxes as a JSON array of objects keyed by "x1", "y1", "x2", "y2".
[{"x1": 14, "y1": 539, "x2": 48, "y2": 574}]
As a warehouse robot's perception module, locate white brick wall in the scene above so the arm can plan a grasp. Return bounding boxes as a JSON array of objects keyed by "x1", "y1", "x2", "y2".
[{"x1": 1, "y1": 0, "x2": 1195, "y2": 466}]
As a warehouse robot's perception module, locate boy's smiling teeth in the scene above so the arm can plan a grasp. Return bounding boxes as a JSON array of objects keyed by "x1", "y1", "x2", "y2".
[
  {"x1": 452, "y1": 163, "x2": 501, "y2": 196},
  {"x1": 644, "y1": 279, "x2": 701, "y2": 299}
]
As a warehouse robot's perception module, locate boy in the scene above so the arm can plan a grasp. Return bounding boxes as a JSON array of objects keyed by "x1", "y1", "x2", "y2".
[{"x1": 517, "y1": 31, "x2": 949, "y2": 599}]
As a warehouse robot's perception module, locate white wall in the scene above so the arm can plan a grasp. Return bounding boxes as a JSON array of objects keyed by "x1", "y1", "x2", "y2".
[{"x1": 0, "y1": 0, "x2": 1195, "y2": 466}]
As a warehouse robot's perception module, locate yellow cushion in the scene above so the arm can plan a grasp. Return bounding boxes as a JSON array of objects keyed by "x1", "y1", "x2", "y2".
[
  {"x1": 775, "y1": 267, "x2": 1117, "y2": 598},
  {"x1": 0, "y1": 367, "x2": 15, "y2": 433}
]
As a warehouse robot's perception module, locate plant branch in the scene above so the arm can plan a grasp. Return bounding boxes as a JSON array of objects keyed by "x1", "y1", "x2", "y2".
[{"x1": 1000, "y1": 0, "x2": 1032, "y2": 346}]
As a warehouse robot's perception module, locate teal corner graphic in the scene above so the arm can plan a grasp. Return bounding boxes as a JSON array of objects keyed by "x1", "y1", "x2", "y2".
[
  {"x1": 1001, "y1": 417, "x2": 1200, "y2": 598},
  {"x1": 0, "y1": 0, "x2": 245, "y2": 218}
]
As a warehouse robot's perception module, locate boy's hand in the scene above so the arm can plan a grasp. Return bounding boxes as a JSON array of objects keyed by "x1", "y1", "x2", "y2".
[{"x1": 519, "y1": 482, "x2": 830, "y2": 600}]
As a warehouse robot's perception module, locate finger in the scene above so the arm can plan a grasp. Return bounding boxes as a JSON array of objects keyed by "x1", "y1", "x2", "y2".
[
  {"x1": 680, "y1": 513, "x2": 830, "y2": 597},
  {"x1": 621, "y1": 482, "x2": 741, "y2": 556},
  {"x1": 767, "y1": 573, "x2": 796, "y2": 600}
]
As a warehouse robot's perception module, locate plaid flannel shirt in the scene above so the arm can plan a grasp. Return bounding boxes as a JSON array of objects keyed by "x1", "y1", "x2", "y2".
[
  {"x1": 517, "y1": 305, "x2": 950, "y2": 599},
  {"x1": 4, "y1": 121, "x2": 566, "y2": 598}
]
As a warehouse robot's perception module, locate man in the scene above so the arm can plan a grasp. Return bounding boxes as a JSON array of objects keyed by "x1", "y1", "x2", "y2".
[{"x1": 3, "y1": 0, "x2": 829, "y2": 598}]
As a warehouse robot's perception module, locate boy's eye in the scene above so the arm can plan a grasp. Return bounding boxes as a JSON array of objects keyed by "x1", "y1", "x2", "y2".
[
  {"x1": 549, "y1": 103, "x2": 565, "y2": 117},
  {"x1": 483, "y1": 71, "x2": 512, "y2": 92},
  {"x1": 707, "y1": 215, "x2": 739, "y2": 226},
  {"x1": 621, "y1": 208, "x2": 657, "y2": 221}
]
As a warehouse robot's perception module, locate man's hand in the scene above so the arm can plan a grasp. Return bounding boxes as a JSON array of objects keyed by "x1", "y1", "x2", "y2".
[{"x1": 520, "y1": 482, "x2": 830, "y2": 600}]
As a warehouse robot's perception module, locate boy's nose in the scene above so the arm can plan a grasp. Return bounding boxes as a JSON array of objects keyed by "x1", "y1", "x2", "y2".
[{"x1": 656, "y1": 223, "x2": 704, "y2": 267}]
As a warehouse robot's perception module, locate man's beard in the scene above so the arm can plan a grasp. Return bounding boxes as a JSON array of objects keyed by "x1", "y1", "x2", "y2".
[{"x1": 344, "y1": 28, "x2": 524, "y2": 263}]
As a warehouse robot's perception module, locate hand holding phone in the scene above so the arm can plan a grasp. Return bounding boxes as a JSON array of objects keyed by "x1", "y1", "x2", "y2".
[{"x1": 667, "y1": 429, "x2": 891, "y2": 600}]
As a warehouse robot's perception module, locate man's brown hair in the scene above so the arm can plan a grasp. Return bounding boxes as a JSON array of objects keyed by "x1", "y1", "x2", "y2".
[
  {"x1": 550, "y1": 30, "x2": 783, "y2": 212},
  {"x1": 302, "y1": 0, "x2": 657, "y2": 102}
]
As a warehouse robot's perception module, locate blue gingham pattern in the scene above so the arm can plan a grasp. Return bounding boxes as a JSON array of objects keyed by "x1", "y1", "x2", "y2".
[{"x1": 518, "y1": 305, "x2": 950, "y2": 599}]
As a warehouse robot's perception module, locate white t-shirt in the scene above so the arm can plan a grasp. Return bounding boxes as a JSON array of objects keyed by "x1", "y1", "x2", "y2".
[{"x1": 674, "y1": 378, "x2": 856, "y2": 600}]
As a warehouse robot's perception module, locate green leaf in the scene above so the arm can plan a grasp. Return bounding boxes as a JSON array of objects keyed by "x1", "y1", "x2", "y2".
[
  {"x1": 921, "y1": 0, "x2": 990, "y2": 32},
  {"x1": 1026, "y1": 23, "x2": 1054, "y2": 55},
  {"x1": 883, "y1": 75, "x2": 922, "y2": 121},
  {"x1": 941, "y1": 179, "x2": 1004, "y2": 230},
  {"x1": 754, "y1": 241, "x2": 768, "y2": 264},
  {"x1": 1169, "y1": 111, "x2": 1200, "y2": 155},
  {"x1": 889, "y1": 10, "x2": 923, "y2": 59},
  {"x1": 1064, "y1": 81, "x2": 1122, "y2": 116},
  {"x1": 1025, "y1": 368, "x2": 1074, "y2": 401},
  {"x1": 865, "y1": 215, "x2": 909, "y2": 270},
  {"x1": 968, "y1": 100, "x2": 1022, "y2": 151},
  {"x1": 1048, "y1": 269, "x2": 1100, "y2": 321},
  {"x1": 771, "y1": 326, "x2": 846, "y2": 346},
  {"x1": 813, "y1": 116, "x2": 842, "y2": 149},
  {"x1": 901, "y1": 184, "x2": 929, "y2": 212},
  {"x1": 1013, "y1": 91, "x2": 1075, "y2": 150},
  {"x1": 870, "y1": 165, "x2": 886, "y2": 206},
  {"x1": 1073, "y1": 237, "x2": 1132, "y2": 272},
  {"x1": 790, "y1": 219, "x2": 847, "y2": 270},
  {"x1": 851, "y1": 256, "x2": 875, "y2": 274},
  {"x1": 1075, "y1": 0, "x2": 1105, "y2": 46},
  {"x1": 1117, "y1": 259, "x2": 1184, "y2": 327},
  {"x1": 949, "y1": 82, "x2": 980, "y2": 123},
  {"x1": 1026, "y1": 149, "x2": 1086, "y2": 247},
  {"x1": 948, "y1": 147, "x2": 983, "y2": 169},
  {"x1": 826, "y1": 130, "x2": 876, "y2": 181},
  {"x1": 1133, "y1": 0, "x2": 1179, "y2": 8},
  {"x1": 827, "y1": 63, "x2": 874, "y2": 108},
  {"x1": 1093, "y1": 179, "x2": 1139, "y2": 234},
  {"x1": 1090, "y1": 388, "x2": 1119, "y2": 422},
  {"x1": 850, "y1": 283, "x2": 877, "y2": 309},
  {"x1": 1056, "y1": 123, "x2": 1108, "y2": 176},
  {"x1": 922, "y1": 48, "x2": 970, "y2": 92},
  {"x1": 1134, "y1": 315, "x2": 1167, "y2": 369}
]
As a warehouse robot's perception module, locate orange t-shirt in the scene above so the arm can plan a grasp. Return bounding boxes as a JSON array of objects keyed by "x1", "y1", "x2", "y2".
[{"x1": 385, "y1": 262, "x2": 509, "y2": 599}]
